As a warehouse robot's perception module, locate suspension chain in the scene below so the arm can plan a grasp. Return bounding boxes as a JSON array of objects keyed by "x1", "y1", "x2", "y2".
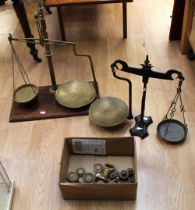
[
  {"x1": 163, "y1": 78, "x2": 187, "y2": 129},
  {"x1": 9, "y1": 36, "x2": 32, "y2": 91}
]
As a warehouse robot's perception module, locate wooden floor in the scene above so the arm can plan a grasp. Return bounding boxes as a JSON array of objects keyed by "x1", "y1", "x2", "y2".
[{"x1": 1, "y1": 0, "x2": 195, "y2": 209}]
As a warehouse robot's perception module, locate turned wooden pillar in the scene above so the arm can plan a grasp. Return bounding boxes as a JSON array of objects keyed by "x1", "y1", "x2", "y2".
[{"x1": 12, "y1": 0, "x2": 41, "y2": 62}]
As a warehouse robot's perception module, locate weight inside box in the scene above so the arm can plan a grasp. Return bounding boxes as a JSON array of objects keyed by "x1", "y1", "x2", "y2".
[{"x1": 59, "y1": 137, "x2": 137, "y2": 200}]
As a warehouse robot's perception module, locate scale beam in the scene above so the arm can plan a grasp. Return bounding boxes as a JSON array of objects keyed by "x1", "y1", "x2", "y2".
[{"x1": 112, "y1": 58, "x2": 184, "y2": 82}]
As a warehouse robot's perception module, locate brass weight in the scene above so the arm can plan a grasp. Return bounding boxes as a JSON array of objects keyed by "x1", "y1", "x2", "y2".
[
  {"x1": 82, "y1": 172, "x2": 95, "y2": 183},
  {"x1": 95, "y1": 164, "x2": 115, "y2": 183},
  {"x1": 93, "y1": 163, "x2": 103, "y2": 173},
  {"x1": 67, "y1": 172, "x2": 79, "y2": 183},
  {"x1": 76, "y1": 167, "x2": 86, "y2": 177}
]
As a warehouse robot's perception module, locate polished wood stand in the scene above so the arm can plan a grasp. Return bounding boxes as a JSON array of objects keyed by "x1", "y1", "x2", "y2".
[{"x1": 12, "y1": 0, "x2": 41, "y2": 62}]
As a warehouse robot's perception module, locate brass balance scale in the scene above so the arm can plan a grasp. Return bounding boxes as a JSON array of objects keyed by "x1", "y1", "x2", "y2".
[{"x1": 9, "y1": 4, "x2": 99, "y2": 122}]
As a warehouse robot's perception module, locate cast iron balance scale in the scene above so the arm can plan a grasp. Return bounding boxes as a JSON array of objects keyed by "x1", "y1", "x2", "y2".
[
  {"x1": 9, "y1": 3, "x2": 99, "y2": 122},
  {"x1": 110, "y1": 57, "x2": 188, "y2": 142}
]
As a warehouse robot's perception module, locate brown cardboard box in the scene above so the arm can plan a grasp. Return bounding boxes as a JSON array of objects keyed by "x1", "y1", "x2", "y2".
[{"x1": 59, "y1": 137, "x2": 137, "y2": 200}]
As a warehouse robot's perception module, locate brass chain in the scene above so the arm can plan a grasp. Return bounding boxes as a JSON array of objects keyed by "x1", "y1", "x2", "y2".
[
  {"x1": 10, "y1": 42, "x2": 31, "y2": 85},
  {"x1": 179, "y1": 93, "x2": 188, "y2": 130},
  {"x1": 163, "y1": 79, "x2": 188, "y2": 129},
  {"x1": 9, "y1": 36, "x2": 34, "y2": 93}
]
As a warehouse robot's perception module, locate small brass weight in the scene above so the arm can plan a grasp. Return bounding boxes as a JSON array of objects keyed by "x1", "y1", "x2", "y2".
[{"x1": 95, "y1": 164, "x2": 115, "y2": 183}]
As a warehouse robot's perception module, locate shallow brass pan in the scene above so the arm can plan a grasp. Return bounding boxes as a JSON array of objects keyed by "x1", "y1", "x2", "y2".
[
  {"x1": 55, "y1": 80, "x2": 96, "y2": 108},
  {"x1": 89, "y1": 96, "x2": 129, "y2": 127},
  {"x1": 13, "y1": 84, "x2": 38, "y2": 104}
]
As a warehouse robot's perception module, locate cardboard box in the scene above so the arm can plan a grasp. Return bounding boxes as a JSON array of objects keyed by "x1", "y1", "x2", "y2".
[{"x1": 59, "y1": 137, "x2": 137, "y2": 200}]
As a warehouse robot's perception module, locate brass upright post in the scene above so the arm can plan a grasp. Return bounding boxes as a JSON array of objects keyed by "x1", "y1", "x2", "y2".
[{"x1": 38, "y1": 5, "x2": 57, "y2": 92}]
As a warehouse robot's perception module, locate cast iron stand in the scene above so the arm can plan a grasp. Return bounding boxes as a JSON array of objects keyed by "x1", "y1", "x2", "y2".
[{"x1": 111, "y1": 55, "x2": 184, "y2": 139}]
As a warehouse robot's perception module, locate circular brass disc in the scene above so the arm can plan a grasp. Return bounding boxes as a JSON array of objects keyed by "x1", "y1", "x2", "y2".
[
  {"x1": 67, "y1": 172, "x2": 79, "y2": 183},
  {"x1": 93, "y1": 163, "x2": 103, "y2": 173},
  {"x1": 55, "y1": 80, "x2": 96, "y2": 108},
  {"x1": 82, "y1": 172, "x2": 95, "y2": 183},
  {"x1": 89, "y1": 97, "x2": 129, "y2": 127},
  {"x1": 13, "y1": 84, "x2": 38, "y2": 104}
]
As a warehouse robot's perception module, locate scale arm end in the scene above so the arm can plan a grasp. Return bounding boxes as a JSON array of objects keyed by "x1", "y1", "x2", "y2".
[
  {"x1": 111, "y1": 60, "x2": 141, "y2": 75},
  {"x1": 166, "y1": 69, "x2": 185, "y2": 81},
  {"x1": 111, "y1": 60, "x2": 129, "y2": 71}
]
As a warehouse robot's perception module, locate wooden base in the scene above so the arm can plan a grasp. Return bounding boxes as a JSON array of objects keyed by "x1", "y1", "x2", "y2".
[{"x1": 9, "y1": 83, "x2": 98, "y2": 122}]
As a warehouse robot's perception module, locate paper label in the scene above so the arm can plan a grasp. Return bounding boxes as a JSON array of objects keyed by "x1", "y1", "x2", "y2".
[{"x1": 72, "y1": 139, "x2": 106, "y2": 155}]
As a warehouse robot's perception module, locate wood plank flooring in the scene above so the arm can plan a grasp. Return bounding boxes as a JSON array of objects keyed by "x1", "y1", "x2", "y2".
[{"x1": 0, "y1": 0, "x2": 195, "y2": 209}]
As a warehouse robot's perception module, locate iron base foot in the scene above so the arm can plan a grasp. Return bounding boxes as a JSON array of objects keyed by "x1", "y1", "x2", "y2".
[{"x1": 130, "y1": 114, "x2": 153, "y2": 139}]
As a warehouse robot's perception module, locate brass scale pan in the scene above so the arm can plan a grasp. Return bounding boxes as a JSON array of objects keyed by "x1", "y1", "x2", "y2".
[
  {"x1": 89, "y1": 96, "x2": 129, "y2": 127},
  {"x1": 55, "y1": 80, "x2": 96, "y2": 108},
  {"x1": 13, "y1": 84, "x2": 38, "y2": 104}
]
